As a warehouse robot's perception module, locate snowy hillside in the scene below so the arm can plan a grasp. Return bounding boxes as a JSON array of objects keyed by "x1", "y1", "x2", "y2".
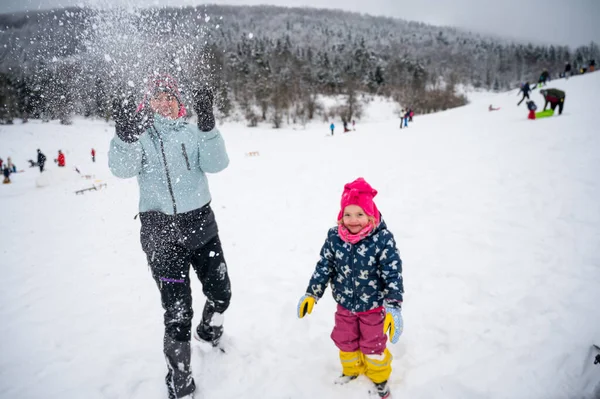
[{"x1": 1, "y1": 72, "x2": 600, "y2": 399}]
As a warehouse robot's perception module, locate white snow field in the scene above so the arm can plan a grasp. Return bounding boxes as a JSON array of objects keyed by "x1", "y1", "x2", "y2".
[{"x1": 1, "y1": 72, "x2": 600, "y2": 399}]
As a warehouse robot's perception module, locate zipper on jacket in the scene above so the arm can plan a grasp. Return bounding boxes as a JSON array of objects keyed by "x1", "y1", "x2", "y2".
[
  {"x1": 181, "y1": 143, "x2": 191, "y2": 170},
  {"x1": 350, "y1": 244, "x2": 358, "y2": 312},
  {"x1": 154, "y1": 127, "x2": 177, "y2": 214}
]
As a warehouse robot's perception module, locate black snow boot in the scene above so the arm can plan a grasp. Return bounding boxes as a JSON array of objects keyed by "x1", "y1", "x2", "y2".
[
  {"x1": 166, "y1": 370, "x2": 196, "y2": 399},
  {"x1": 195, "y1": 319, "x2": 223, "y2": 347},
  {"x1": 373, "y1": 381, "x2": 390, "y2": 398},
  {"x1": 195, "y1": 301, "x2": 224, "y2": 347}
]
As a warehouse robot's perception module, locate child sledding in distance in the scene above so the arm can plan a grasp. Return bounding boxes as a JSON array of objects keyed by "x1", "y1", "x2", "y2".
[
  {"x1": 298, "y1": 177, "x2": 404, "y2": 399},
  {"x1": 527, "y1": 100, "x2": 537, "y2": 120},
  {"x1": 526, "y1": 99, "x2": 554, "y2": 120}
]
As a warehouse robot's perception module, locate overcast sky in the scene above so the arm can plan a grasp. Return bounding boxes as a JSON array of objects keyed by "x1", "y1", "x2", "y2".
[{"x1": 1, "y1": 0, "x2": 599, "y2": 48}]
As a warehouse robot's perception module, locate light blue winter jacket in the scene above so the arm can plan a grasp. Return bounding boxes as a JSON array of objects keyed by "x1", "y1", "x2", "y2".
[{"x1": 108, "y1": 114, "x2": 229, "y2": 215}]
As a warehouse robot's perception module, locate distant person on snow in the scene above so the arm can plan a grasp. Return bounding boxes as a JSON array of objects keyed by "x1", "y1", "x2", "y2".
[
  {"x1": 409, "y1": 109, "x2": 414, "y2": 122},
  {"x1": 399, "y1": 110, "x2": 409, "y2": 128},
  {"x1": 352, "y1": 119, "x2": 356, "y2": 130},
  {"x1": 399, "y1": 109, "x2": 405, "y2": 129},
  {"x1": 590, "y1": 59, "x2": 596, "y2": 72},
  {"x1": 564, "y1": 62, "x2": 572, "y2": 79},
  {"x1": 2, "y1": 164, "x2": 10, "y2": 184},
  {"x1": 6, "y1": 157, "x2": 16, "y2": 173},
  {"x1": 517, "y1": 82, "x2": 531, "y2": 106},
  {"x1": 55, "y1": 150, "x2": 65, "y2": 167},
  {"x1": 297, "y1": 177, "x2": 404, "y2": 399},
  {"x1": 91, "y1": 148, "x2": 96, "y2": 163},
  {"x1": 538, "y1": 69, "x2": 550, "y2": 86},
  {"x1": 330, "y1": 122, "x2": 335, "y2": 136},
  {"x1": 0, "y1": 158, "x2": 3, "y2": 170},
  {"x1": 540, "y1": 88, "x2": 566, "y2": 115},
  {"x1": 37, "y1": 149, "x2": 46, "y2": 172},
  {"x1": 343, "y1": 120, "x2": 351, "y2": 133},
  {"x1": 108, "y1": 73, "x2": 231, "y2": 399},
  {"x1": 526, "y1": 100, "x2": 537, "y2": 120}
]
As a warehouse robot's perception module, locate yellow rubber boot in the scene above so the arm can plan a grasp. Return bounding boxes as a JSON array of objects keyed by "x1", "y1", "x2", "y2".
[
  {"x1": 339, "y1": 350, "x2": 366, "y2": 377},
  {"x1": 364, "y1": 348, "x2": 392, "y2": 384}
]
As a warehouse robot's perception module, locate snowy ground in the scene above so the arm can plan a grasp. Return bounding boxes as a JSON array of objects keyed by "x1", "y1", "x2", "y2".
[{"x1": 1, "y1": 73, "x2": 600, "y2": 399}]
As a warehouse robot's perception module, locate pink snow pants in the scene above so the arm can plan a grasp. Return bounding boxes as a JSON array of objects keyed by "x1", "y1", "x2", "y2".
[{"x1": 331, "y1": 304, "x2": 387, "y2": 355}]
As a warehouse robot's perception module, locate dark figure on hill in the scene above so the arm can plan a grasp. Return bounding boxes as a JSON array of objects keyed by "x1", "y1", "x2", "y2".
[
  {"x1": 538, "y1": 69, "x2": 550, "y2": 86},
  {"x1": 517, "y1": 82, "x2": 531, "y2": 106},
  {"x1": 37, "y1": 149, "x2": 46, "y2": 172},
  {"x1": 540, "y1": 89, "x2": 566, "y2": 115},
  {"x1": 564, "y1": 62, "x2": 572, "y2": 79},
  {"x1": 2, "y1": 164, "x2": 11, "y2": 184}
]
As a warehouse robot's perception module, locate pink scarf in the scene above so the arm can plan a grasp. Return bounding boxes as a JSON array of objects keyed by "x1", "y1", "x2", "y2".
[{"x1": 338, "y1": 223, "x2": 374, "y2": 244}]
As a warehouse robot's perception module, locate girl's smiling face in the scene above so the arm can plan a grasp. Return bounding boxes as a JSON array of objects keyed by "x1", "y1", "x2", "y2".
[
  {"x1": 342, "y1": 205, "x2": 370, "y2": 234},
  {"x1": 150, "y1": 92, "x2": 180, "y2": 119}
]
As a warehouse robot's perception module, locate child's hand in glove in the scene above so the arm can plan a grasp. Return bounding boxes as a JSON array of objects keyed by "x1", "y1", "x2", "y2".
[
  {"x1": 297, "y1": 294, "x2": 317, "y2": 319},
  {"x1": 383, "y1": 300, "x2": 403, "y2": 344}
]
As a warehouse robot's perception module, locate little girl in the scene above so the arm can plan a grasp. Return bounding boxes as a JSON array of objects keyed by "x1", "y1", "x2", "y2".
[{"x1": 298, "y1": 177, "x2": 404, "y2": 399}]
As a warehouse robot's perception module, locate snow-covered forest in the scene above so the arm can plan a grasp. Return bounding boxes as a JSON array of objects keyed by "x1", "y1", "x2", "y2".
[{"x1": 0, "y1": 5, "x2": 599, "y2": 125}]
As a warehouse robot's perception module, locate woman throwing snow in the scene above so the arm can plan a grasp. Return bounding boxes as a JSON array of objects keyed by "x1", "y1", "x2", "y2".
[{"x1": 108, "y1": 73, "x2": 232, "y2": 399}]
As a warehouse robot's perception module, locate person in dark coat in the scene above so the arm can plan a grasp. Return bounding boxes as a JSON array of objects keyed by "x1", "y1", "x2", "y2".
[
  {"x1": 564, "y1": 62, "x2": 572, "y2": 78},
  {"x1": 540, "y1": 88, "x2": 566, "y2": 115},
  {"x1": 343, "y1": 120, "x2": 350, "y2": 133},
  {"x1": 538, "y1": 69, "x2": 550, "y2": 86},
  {"x1": 37, "y1": 149, "x2": 46, "y2": 172},
  {"x1": 2, "y1": 164, "x2": 11, "y2": 184},
  {"x1": 517, "y1": 82, "x2": 532, "y2": 105}
]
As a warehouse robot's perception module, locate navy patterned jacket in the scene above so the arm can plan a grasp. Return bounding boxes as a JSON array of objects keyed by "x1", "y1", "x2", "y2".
[{"x1": 306, "y1": 219, "x2": 404, "y2": 313}]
